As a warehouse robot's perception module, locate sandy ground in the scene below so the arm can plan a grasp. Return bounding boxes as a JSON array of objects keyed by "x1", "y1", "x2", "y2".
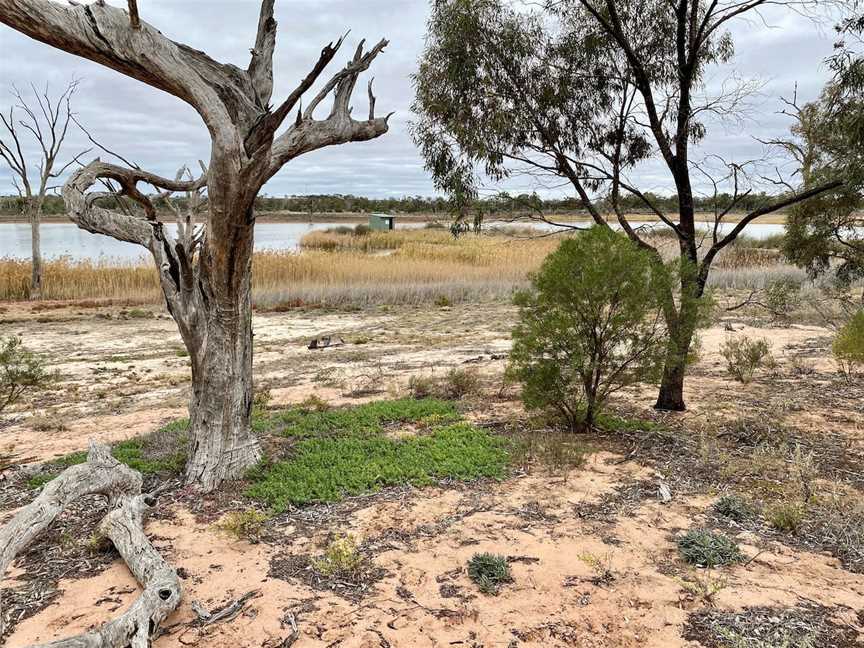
[{"x1": 1, "y1": 300, "x2": 863, "y2": 647}]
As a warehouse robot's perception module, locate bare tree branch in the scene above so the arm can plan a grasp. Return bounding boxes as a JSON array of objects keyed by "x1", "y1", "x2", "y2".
[
  {"x1": 247, "y1": 0, "x2": 276, "y2": 107},
  {"x1": 127, "y1": 0, "x2": 140, "y2": 30}
]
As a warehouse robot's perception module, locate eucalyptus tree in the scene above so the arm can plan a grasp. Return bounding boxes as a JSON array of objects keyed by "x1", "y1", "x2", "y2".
[
  {"x1": 413, "y1": 0, "x2": 841, "y2": 411},
  {"x1": 784, "y1": 10, "x2": 864, "y2": 287},
  {"x1": 0, "y1": 1, "x2": 392, "y2": 490},
  {"x1": 0, "y1": 82, "x2": 83, "y2": 299}
]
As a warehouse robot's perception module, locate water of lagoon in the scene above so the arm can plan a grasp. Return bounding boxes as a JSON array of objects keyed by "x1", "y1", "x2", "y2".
[{"x1": 0, "y1": 220, "x2": 787, "y2": 263}]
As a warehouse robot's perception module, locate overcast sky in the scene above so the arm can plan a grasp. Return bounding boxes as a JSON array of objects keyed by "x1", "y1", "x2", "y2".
[{"x1": 0, "y1": 1, "x2": 840, "y2": 199}]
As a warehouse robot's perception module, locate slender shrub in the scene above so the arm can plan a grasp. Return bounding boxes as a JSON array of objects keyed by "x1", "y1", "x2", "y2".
[
  {"x1": 720, "y1": 336, "x2": 773, "y2": 383},
  {"x1": 1, "y1": 336, "x2": 54, "y2": 412},
  {"x1": 508, "y1": 226, "x2": 668, "y2": 429},
  {"x1": 833, "y1": 310, "x2": 864, "y2": 379}
]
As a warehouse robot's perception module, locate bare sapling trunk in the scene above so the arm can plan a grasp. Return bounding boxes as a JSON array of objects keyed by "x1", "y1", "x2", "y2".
[
  {"x1": 28, "y1": 202, "x2": 42, "y2": 299},
  {"x1": 0, "y1": 443, "x2": 182, "y2": 646},
  {"x1": 1, "y1": 1, "x2": 392, "y2": 489}
]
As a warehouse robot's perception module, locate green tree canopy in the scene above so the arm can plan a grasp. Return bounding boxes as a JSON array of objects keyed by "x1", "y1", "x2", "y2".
[
  {"x1": 413, "y1": 0, "x2": 840, "y2": 412},
  {"x1": 509, "y1": 226, "x2": 668, "y2": 428}
]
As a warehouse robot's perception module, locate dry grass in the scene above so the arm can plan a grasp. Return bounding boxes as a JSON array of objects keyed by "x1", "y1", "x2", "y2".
[{"x1": 0, "y1": 228, "x2": 805, "y2": 306}]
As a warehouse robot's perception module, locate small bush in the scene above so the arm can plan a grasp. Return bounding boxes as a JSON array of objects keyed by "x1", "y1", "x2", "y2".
[
  {"x1": 713, "y1": 494, "x2": 753, "y2": 523},
  {"x1": 720, "y1": 336, "x2": 773, "y2": 383},
  {"x1": 767, "y1": 502, "x2": 805, "y2": 534},
  {"x1": 354, "y1": 224, "x2": 371, "y2": 236},
  {"x1": 578, "y1": 551, "x2": 616, "y2": 585},
  {"x1": 764, "y1": 277, "x2": 802, "y2": 325},
  {"x1": 442, "y1": 367, "x2": 481, "y2": 399},
  {"x1": 434, "y1": 295, "x2": 452, "y2": 307},
  {"x1": 833, "y1": 310, "x2": 864, "y2": 380},
  {"x1": 676, "y1": 570, "x2": 729, "y2": 603},
  {"x1": 509, "y1": 227, "x2": 668, "y2": 428},
  {"x1": 30, "y1": 412, "x2": 68, "y2": 433},
  {"x1": 252, "y1": 389, "x2": 273, "y2": 415},
  {"x1": 508, "y1": 430, "x2": 588, "y2": 473},
  {"x1": 215, "y1": 509, "x2": 270, "y2": 543},
  {"x1": 1, "y1": 336, "x2": 55, "y2": 413},
  {"x1": 677, "y1": 529, "x2": 743, "y2": 567},
  {"x1": 298, "y1": 394, "x2": 330, "y2": 412},
  {"x1": 314, "y1": 535, "x2": 365, "y2": 578},
  {"x1": 467, "y1": 552, "x2": 512, "y2": 595},
  {"x1": 408, "y1": 374, "x2": 439, "y2": 399},
  {"x1": 124, "y1": 308, "x2": 152, "y2": 319}
]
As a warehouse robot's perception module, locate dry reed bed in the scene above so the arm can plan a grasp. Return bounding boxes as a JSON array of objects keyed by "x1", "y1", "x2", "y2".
[{"x1": 0, "y1": 229, "x2": 795, "y2": 306}]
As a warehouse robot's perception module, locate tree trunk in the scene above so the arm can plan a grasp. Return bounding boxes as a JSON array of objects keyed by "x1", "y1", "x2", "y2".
[
  {"x1": 654, "y1": 300, "x2": 698, "y2": 412},
  {"x1": 29, "y1": 206, "x2": 42, "y2": 300},
  {"x1": 182, "y1": 221, "x2": 262, "y2": 492},
  {"x1": 655, "y1": 344, "x2": 687, "y2": 411},
  {"x1": 183, "y1": 304, "x2": 261, "y2": 491}
]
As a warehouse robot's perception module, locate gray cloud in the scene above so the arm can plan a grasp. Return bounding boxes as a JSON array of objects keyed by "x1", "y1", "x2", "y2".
[{"x1": 0, "y1": 1, "x2": 838, "y2": 199}]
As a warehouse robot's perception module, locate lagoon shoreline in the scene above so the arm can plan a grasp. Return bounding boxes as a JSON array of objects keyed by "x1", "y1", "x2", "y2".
[{"x1": 0, "y1": 210, "x2": 790, "y2": 225}]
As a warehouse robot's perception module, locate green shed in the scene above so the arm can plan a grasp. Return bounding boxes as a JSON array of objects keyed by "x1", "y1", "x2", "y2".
[{"x1": 369, "y1": 213, "x2": 395, "y2": 231}]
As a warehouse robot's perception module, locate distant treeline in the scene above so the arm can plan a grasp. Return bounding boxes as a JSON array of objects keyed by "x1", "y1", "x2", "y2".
[{"x1": 0, "y1": 191, "x2": 788, "y2": 217}]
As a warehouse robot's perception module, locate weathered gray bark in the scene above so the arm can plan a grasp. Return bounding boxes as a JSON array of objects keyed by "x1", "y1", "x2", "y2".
[
  {"x1": 0, "y1": 444, "x2": 140, "y2": 581},
  {"x1": 0, "y1": 444, "x2": 181, "y2": 646},
  {"x1": 31, "y1": 495, "x2": 182, "y2": 648},
  {"x1": 0, "y1": 1, "x2": 391, "y2": 490}
]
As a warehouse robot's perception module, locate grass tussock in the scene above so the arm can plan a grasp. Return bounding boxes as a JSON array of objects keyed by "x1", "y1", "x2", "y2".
[
  {"x1": 467, "y1": 552, "x2": 513, "y2": 595},
  {"x1": 677, "y1": 529, "x2": 744, "y2": 567}
]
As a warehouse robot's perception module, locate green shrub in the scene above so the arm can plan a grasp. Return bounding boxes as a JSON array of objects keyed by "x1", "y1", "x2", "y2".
[
  {"x1": 764, "y1": 277, "x2": 802, "y2": 325},
  {"x1": 677, "y1": 529, "x2": 743, "y2": 567},
  {"x1": 767, "y1": 502, "x2": 805, "y2": 534},
  {"x1": 248, "y1": 421, "x2": 507, "y2": 511},
  {"x1": 262, "y1": 398, "x2": 459, "y2": 438},
  {"x1": 215, "y1": 508, "x2": 270, "y2": 543},
  {"x1": 713, "y1": 494, "x2": 753, "y2": 523},
  {"x1": 833, "y1": 310, "x2": 864, "y2": 379},
  {"x1": 252, "y1": 389, "x2": 273, "y2": 414},
  {"x1": 408, "y1": 374, "x2": 439, "y2": 399},
  {"x1": 720, "y1": 336, "x2": 773, "y2": 383},
  {"x1": 314, "y1": 535, "x2": 365, "y2": 578},
  {"x1": 508, "y1": 430, "x2": 589, "y2": 473},
  {"x1": 1, "y1": 336, "x2": 55, "y2": 413},
  {"x1": 509, "y1": 227, "x2": 668, "y2": 428},
  {"x1": 298, "y1": 394, "x2": 331, "y2": 412},
  {"x1": 28, "y1": 421, "x2": 188, "y2": 488},
  {"x1": 442, "y1": 368, "x2": 481, "y2": 399},
  {"x1": 467, "y1": 552, "x2": 512, "y2": 595}
]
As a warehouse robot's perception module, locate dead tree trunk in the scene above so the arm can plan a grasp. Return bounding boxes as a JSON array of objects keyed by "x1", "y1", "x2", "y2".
[
  {"x1": 183, "y1": 215, "x2": 259, "y2": 489},
  {"x1": 28, "y1": 203, "x2": 43, "y2": 299},
  {"x1": 0, "y1": 83, "x2": 81, "y2": 301},
  {"x1": 0, "y1": 0, "x2": 392, "y2": 490},
  {"x1": 0, "y1": 443, "x2": 182, "y2": 646}
]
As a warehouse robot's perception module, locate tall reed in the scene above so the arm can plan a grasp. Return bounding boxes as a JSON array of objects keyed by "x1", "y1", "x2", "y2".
[{"x1": 0, "y1": 228, "x2": 798, "y2": 306}]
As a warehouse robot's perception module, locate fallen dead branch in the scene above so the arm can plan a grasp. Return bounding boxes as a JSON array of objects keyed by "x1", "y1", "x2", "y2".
[
  {"x1": 0, "y1": 442, "x2": 182, "y2": 646},
  {"x1": 192, "y1": 589, "x2": 260, "y2": 627}
]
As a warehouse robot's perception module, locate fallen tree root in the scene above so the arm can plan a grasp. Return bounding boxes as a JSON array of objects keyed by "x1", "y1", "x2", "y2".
[{"x1": 0, "y1": 443, "x2": 182, "y2": 646}]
